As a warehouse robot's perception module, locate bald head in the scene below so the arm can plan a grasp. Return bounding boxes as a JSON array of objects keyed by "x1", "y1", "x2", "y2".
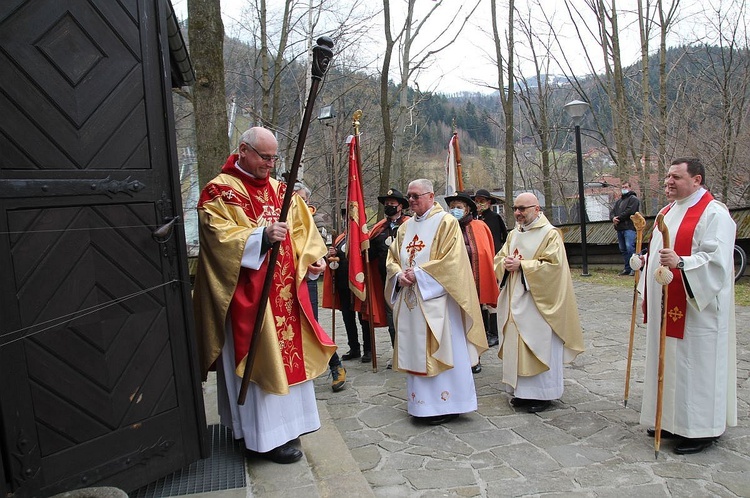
[{"x1": 512, "y1": 192, "x2": 541, "y2": 225}]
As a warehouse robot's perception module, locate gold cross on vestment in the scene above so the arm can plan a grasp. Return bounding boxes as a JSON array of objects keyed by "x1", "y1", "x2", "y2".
[{"x1": 668, "y1": 306, "x2": 684, "y2": 323}]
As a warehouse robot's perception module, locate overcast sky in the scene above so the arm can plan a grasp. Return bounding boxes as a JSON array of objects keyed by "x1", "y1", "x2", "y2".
[{"x1": 171, "y1": 1, "x2": 731, "y2": 95}]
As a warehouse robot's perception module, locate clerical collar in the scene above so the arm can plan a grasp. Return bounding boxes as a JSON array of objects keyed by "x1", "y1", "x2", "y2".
[
  {"x1": 414, "y1": 211, "x2": 430, "y2": 222},
  {"x1": 234, "y1": 160, "x2": 258, "y2": 179},
  {"x1": 675, "y1": 187, "x2": 706, "y2": 208},
  {"x1": 519, "y1": 214, "x2": 541, "y2": 232}
]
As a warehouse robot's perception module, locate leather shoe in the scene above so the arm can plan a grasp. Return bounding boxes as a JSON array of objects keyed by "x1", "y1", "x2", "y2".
[
  {"x1": 361, "y1": 351, "x2": 372, "y2": 363},
  {"x1": 425, "y1": 413, "x2": 458, "y2": 425},
  {"x1": 487, "y1": 336, "x2": 499, "y2": 347},
  {"x1": 527, "y1": 400, "x2": 552, "y2": 413},
  {"x1": 646, "y1": 427, "x2": 677, "y2": 439},
  {"x1": 471, "y1": 363, "x2": 482, "y2": 374},
  {"x1": 341, "y1": 350, "x2": 361, "y2": 360},
  {"x1": 674, "y1": 437, "x2": 717, "y2": 455},
  {"x1": 510, "y1": 397, "x2": 532, "y2": 407},
  {"x1": 258, "y1": 443, "x2": 303, "y2": 464}
]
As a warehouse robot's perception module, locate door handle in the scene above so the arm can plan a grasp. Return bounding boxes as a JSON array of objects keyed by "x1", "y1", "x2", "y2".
[{"x1": 152, "y1": 216, "x2": 180, "y2": 243}]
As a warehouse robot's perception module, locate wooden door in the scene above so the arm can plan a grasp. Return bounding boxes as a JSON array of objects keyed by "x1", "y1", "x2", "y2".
[{"x1": 0, "y1": 0, "x2": 206, "y2": 496}]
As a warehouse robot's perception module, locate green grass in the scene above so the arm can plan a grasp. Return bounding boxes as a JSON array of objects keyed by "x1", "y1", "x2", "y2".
[{"x1": 570, "y1": 266, "x2": 750, "y2": 307}]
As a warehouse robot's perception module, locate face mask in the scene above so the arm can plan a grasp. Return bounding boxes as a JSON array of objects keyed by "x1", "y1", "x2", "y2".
[
  {"x1": 450, "y1": 207, "x2": 466, "y2": 219},
  {"x1": 384, "y1": 205, "x2": 399, "y2": 217},
  {"x1": 621, "y1": 188, "x2": 629, "y2": 195}
]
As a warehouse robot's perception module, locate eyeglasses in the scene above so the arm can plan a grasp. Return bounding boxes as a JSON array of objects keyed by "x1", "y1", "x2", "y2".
[
  {"x1": 513, "y1": 205, "x2": 538, "y2": 212},
  {"x1": 406, "y1": 192, "x2": 432, "y2": 200},
  {"x1": 245, "y1": 142, "x2": 280, "y2": 162}
]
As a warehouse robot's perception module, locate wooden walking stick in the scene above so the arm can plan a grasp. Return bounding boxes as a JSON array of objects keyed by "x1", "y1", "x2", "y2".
[
  {"x1": 653, "y1": 213, "x2": 672, "y2": 458},
  {"x1": 238, "y1": 37, "x2": 334, "y2": 405},
  {"x1": 328, "y1": 244, "x2": 339, "y2": 342},
  {"x1": 624, "y1": 212, "x2": 647, "y2": 407}
]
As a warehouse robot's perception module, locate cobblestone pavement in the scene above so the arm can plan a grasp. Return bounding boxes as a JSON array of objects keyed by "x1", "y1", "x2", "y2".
[{"x1": 310, "y1": 280, "x2": 750, "y2": 497}]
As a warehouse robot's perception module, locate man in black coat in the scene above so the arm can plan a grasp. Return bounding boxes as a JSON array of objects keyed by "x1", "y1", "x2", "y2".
[
  {"x1": 610, "y1": 181, "x2": 640, "y2": 276},
  {"x1": 472, "y1": 189, "x2": 508, "y2": 348}
]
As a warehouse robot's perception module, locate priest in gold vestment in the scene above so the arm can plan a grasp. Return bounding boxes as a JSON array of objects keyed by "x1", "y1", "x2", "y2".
[
  {"x1": 494, "y1": 193, "x2": 584, "y2": 413},
  {"x1": 385, "y1": 179, "x2": 487, "y2": 425},
  {"x1": 193, "y1": 127, "x2": 335, "y2": 464}
]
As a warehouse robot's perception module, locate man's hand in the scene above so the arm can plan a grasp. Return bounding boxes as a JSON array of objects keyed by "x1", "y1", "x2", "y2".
[
  {"x1": 613, "y1": 216, "x2": 620, "y2": 225},
  {"x1": 308, "y1": 258, "x2": 326, "y2": 275},
  {"x1": 503, "y1": 256, "x2": 521, "y2": 272},
  {"x1": 398, "y1": 267, "x2": 416, "y2": 287},
  {"x1": 265, "y1": 222, "x2": 288, "y2": 242},
  {"x1": 659, "y1": 248, "x2": 680, "y2": 269}
]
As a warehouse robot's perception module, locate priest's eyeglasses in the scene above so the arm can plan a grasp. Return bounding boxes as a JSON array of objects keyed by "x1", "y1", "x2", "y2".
[
  {"x1": 513, "y1": 205, "x2": 538, "y2": 212},
  {"x1": 246, "y1": 143, "x2": 280, "y2": 162},
  {"x1": 406, "y1": 192, "x2": 432, "y2": 200}
]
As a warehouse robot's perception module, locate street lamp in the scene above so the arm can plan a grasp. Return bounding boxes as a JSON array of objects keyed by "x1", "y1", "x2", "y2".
[
  {"x1": 317, "y1": 105, "x2": 339, "y2": 232},
  {"x1": 564, "y1": 99, "x2": 590, "y2": 276}
]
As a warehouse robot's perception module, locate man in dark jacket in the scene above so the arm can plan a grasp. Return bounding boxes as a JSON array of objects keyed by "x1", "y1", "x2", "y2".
[{"x1": 610, "y1": 182, "x2": 640, "y2": 276}]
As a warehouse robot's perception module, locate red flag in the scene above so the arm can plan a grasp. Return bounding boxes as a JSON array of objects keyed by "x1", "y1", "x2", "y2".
[{"x1": 345, "y1": 134, "x2": 369, "y2": 301}]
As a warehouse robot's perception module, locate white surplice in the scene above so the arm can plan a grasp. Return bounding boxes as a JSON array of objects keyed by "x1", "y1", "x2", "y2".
[{"x1": 639, "y1": 188, "x2": 737, "y2": 438}]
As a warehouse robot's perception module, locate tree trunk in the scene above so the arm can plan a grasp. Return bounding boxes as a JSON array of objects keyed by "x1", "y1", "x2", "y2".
[{"x1": 189, "y1": 0, "x2": 229, "y2": 188}]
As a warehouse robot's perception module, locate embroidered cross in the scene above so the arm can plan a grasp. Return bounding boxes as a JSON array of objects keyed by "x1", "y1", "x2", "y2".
[
  {"x1": 512, "y1": 248, "x2": 523, "y2": 260},
  {"x1": 406, "y1": 235, "x2": 425, "y2": 267},
  {"x1": 261, "y1": 205, "x2": 280, "y2": 225},
  {"x1": 668, "y1": 306, "x2": 684, "y2": 323}
]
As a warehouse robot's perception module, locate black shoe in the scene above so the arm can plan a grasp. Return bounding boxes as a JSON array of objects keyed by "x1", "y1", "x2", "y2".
[
  {"x1": 646, "y1": 427, "x2": 677, "y2": 439},
  {"x1": 674, "y1": 437, "x2": 717, "y2": 455},
  {"x1": 425, "y1": 413, "x2": 459, "y2": 425},
  {"x1": 510, "y1": 397, "x2": 532, "y2": 407},
  {"x1": 619, "y1": 269, "x2": 631, "y2": 276},
  {"x1": 258, "y1": 442, "x2": 303, "y2": 464},
  {"x1": 471, "y1": 363, "x2": 482, "y2": 374},
  {"x1": 361, "y1": 351, "x2": 372, "y2": 363},
  {"x1": 487, "y1": 335, "x2": 499, "y2": 347},
  {"x1": 527, "y1": 400, "x2": 552, "y2": 413},
  {"x1": 341, "y1": 350, "x2": 361, "y2": 360}
]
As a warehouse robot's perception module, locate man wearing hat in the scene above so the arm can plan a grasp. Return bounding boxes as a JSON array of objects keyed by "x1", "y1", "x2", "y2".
[
  {"x1": 367, "y1": 188, "x2": 410, "y2": 367},
  {"x1": 472, "y1": 189, "x2": 508, "y2": 348},
  {"x1": 446, "y1": 192, "x2": 499, "y2": 373}
]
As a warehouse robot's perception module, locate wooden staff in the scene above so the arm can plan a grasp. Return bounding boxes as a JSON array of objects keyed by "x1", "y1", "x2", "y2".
[
  {"x1": 352, "y1": 110, "x2": 378, "y2": 372},
  {"x1": 623, "y1": 212, "x2": 647, "y2": 407},
  {"x1": 238, "y1": 36, "x2": 334, "y2": 405},
  {"x1": 328, "y1": 239, "x2": 339, "y2": 342},
  {"x1": 452, "y1": 120, "x2": 464, "y2": 191},
  {"x1": 653, "y1": 213, "x2": 670, "y2": 458}
]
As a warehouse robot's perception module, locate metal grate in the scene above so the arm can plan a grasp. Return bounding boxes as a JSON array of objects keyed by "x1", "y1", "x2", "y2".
[{"x1": 130, "y1": 424, "x2": 246, "y2": 497}]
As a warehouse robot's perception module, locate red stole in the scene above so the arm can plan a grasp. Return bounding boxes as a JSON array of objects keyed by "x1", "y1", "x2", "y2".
[
  {"x1": 658, "y1": 191, "x2": 714, "y2": 339},
  {"x1": 213, "y1": 156, "x2": 307, "y2": 385}
]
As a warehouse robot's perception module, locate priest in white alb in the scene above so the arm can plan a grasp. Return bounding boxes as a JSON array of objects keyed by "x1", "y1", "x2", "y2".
[
  {"x1": 385, "y1": 179, "x2": 487, "y2": 425},
  {"x1": 494, "y1": 193, "x2": 584, "y2": 414},
  {"x1": 636, "y1": 157, "x2": 737, "y2": 455}
]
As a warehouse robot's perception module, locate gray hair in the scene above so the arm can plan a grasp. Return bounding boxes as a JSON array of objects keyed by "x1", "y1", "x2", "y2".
[
  {"x1": 293, "y1": 182, "x2": 311, "y2": 198},
  {"x1": 409, "y1": 178, "x2": 434, "y2": 193},
  {"x1": 240, "y1": 127, "x2": 276, "y2": 147}
]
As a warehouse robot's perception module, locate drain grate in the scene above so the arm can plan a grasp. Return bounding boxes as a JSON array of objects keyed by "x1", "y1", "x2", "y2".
[{"x1": 130, "y1": 424, "x2": 246, "y2": 497}]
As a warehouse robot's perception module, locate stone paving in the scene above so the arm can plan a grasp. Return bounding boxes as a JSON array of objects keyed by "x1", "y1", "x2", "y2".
[{"x1": 309, "y1": 279, "x2": 750, "y2": 497}]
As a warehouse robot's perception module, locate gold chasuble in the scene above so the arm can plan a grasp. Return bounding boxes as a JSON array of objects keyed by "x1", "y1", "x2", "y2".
[
  {"x1": 385, "y1": 203, "x2": 487, "y2": 377},
  {"x1": 494, "y1": 213, "x2": 584, "y2": 378},
  {"x1": 193, "y1": 154, "x2": 335, "y2": 395}
]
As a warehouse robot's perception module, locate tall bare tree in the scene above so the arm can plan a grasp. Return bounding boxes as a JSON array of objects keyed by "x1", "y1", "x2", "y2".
[{"x1": 491, "y1": 0, "x2": 515, "y2": 222}]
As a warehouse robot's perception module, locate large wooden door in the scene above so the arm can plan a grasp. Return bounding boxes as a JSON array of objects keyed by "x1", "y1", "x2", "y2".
[{"x1": 0, "y1": 1, "x2": 207, "y2": 496}]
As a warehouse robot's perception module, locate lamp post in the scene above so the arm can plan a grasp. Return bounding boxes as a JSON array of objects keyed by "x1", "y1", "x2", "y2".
[
  {"x1": 317, "y1": 104, "x2": 338, "y2": 232},
  {"x1": 564, "y1": 99, "x2": 590, "y2": 276}
]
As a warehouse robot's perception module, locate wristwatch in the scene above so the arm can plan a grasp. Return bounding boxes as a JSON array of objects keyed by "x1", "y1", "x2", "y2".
[{"x1": 677, "y1": 257, "x2": 685, "y2": 270}]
